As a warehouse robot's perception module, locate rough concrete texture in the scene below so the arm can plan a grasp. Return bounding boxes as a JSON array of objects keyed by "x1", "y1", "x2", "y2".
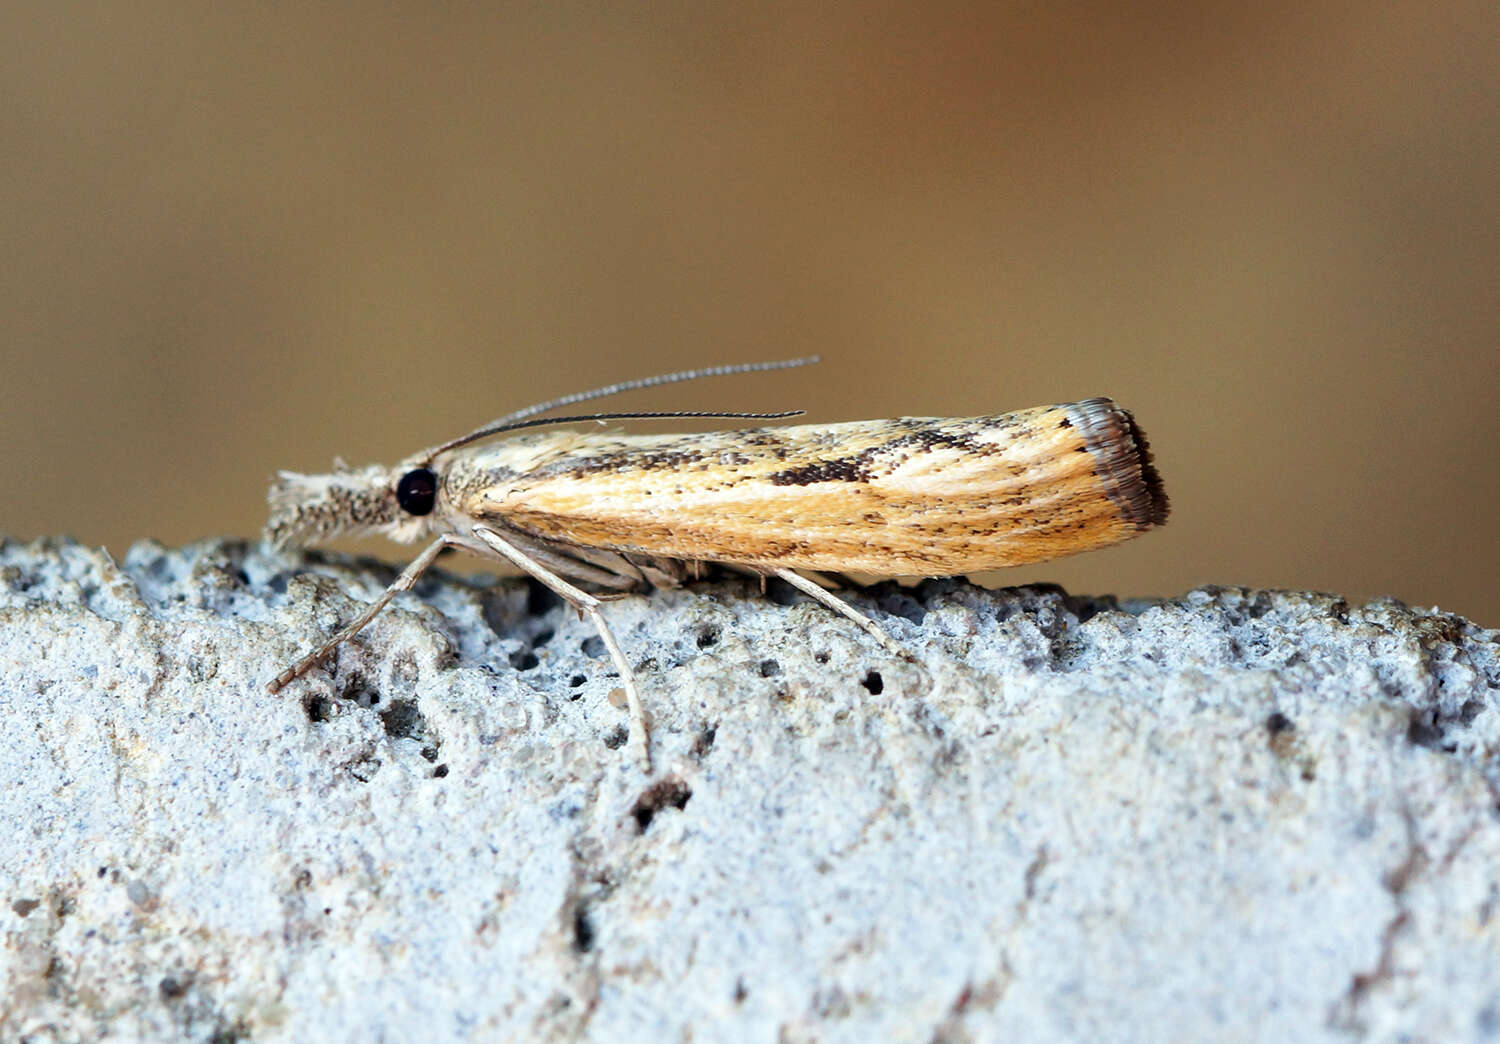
[{"x1": 1, "y1": 536, "x2": 1498, "y2": 1042}]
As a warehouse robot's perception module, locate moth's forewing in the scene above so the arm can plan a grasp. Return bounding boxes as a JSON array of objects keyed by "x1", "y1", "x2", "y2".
[{"x1": 444, "y1": 401, "x2": 1166, "y2": 575}]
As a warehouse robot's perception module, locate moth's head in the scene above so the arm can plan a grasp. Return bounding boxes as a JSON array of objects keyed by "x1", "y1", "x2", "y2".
[{"x1": 265, "y1": 459, "x2": 440, "y2": 549}]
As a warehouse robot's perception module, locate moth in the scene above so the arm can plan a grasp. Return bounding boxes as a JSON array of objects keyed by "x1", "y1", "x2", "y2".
[{"x1": 265, "y1": 357, "x2": 1167, "y2": 772}]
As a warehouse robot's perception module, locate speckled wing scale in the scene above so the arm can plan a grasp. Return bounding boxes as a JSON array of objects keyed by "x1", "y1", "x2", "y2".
[{"x1": 264, "y1": 357, "x2": 1168, "y2": 776}]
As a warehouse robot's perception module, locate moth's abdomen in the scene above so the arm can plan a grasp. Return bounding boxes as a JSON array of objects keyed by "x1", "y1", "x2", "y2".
[{"x1": 472, "y1": 402, "x2": 1168, "y2": 576}]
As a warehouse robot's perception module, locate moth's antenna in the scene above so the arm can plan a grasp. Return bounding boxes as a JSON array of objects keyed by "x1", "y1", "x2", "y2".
[
  {"x1": 426, "y1": 409, "x2": 805, "y2": 458},
  {"x1": 499, "y1": 356, "x2": 819, "y2": 425},
  {"x1": 423, "y1": 355, "x2": 819, "y2": 458}
]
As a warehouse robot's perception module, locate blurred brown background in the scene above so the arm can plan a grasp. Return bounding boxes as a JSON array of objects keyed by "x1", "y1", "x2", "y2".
[{"x1": 3, "y1": 2, "x2": 1496, "y2": 624}]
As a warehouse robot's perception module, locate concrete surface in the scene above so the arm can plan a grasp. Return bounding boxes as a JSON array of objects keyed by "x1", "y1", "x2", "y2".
[{"x1": 1, "y1": 536, "x2": 1498, "y2": 1042}]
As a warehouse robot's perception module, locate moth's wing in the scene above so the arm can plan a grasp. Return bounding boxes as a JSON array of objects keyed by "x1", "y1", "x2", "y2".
[{"x1": 456, "y1": 402, "x2": 1166, "y2": 576}]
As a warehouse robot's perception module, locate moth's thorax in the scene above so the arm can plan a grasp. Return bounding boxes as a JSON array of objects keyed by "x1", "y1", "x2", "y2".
[
  {"x1": 432, "y1": 431, "x2": 600, "y2": 520},
  {"x1": 449, "y1": 430, "x2": 602, "y2": 476}
]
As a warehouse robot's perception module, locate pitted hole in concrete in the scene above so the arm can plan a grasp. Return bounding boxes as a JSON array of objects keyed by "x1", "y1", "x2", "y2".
[
  {"x1": 526, "y1": 579, "x2": 563, "y2": 617},
  {"x1": 303, "y1": 694, "x2": 333, "y2": 724},
  {"x1": 126, "y1": 876, "x2": 156, "y2": 912},
  {"x1": 433, "y1": 764, "x2": 449, "y2": 778},
  {"x1": 145, "y1": 552, "x2": 175, "y2": 584},
  {"x1": 341, "y1": 673, "x2": 381, "y2": 709},
  {"x1": 765, "y1": 578, "x2": 803, "y2": 607},
  {"x1": 568, "y1": 674, "x2": 587, "y2": 688},
  {"x1": 159, "y1": 975, "x2": 190, "y2": 1002},
  {"x1": 572, "y1": 905, "x2": 596, "y2": 953},
  {"x1": 1266, "y1": 712, "x2": 1294, "y2": 736},
  {"x1": 873, "y1": 586, "x2": 927, "y2": 625},
  {"x1": 379, "y1": 699, "x2": 428, "y2": 742},
  {"x1": 758, "y1": 659, "x2": 781, "y2": 677},
  {"x1": 861, "y1": 670, "x2": 884, "y2": 695},
  {"x1": 603, "y1": 725, "x2": 628, "y2": 750},
  {"x1": 509, "y1": 649, "x2": 540, "y2": 671},
  {"x1": 532, "y1": 627, "x2": 555, "y2": 648},
  {"x1": 1407, "y1": 709, "x2": 1444, "y2": 749},
  {"x1": 419, "y1": 745, "x2": 439, "y2": 763},
  {"x1": 631, "y1": 777, "x2": 692, "y2": 833},
  {"x1": 696, "y1": 626, "x2": 720, "y2": 649},
  {"x1": 581, "y1": 635, "x2": 605, "y2": 658},
  {"x1": 814, "y1": 651, "x2": 830, "y2": 665}
]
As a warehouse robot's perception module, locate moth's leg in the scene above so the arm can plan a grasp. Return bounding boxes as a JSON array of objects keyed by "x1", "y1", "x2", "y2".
[
  {"x1": 769, "y1": 567, "x2": 914, "y2": 662},
  {"x1": 471, "y1": 525, "x2": 653, "y2": 774},
  {"x1": 562, "y1": 545, "x2": 648, "y2": 585},
  {"x1": 268, "y1": 534, "x2": 464, "y2": 694},
  {"x1": 625, "y1": 554, "x2": 688, "y2": 590},
  {"x1": 500, "y1": 532, "x2": 642, "y2": 591}
]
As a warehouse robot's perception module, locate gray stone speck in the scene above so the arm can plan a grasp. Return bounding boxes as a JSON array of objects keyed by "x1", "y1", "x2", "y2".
[{"x1": 1, "y1": 535, "x2": 1498, "y2": 1041}]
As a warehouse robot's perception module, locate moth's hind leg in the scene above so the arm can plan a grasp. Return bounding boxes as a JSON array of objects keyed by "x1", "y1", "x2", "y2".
[
  {"x1": 623, "y1": 554, "x2": 694, "y2": 590},
  {"x1": 471, "y1": 525, "x2": 654, "y2": 774},
  {"x1": 769, "y1": 567, "x2": 915, "y2": 662}
]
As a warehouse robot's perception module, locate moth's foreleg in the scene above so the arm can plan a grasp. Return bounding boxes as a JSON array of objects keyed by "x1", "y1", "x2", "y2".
[
  {"x1": 471, "y1": 525, "x2": 653, "y2": 775},
  {"x1": 769, "y1": 567, "x2": 914, "y2": 662},
  {"x1": 268, "y1": 534, "x2": 464, "y2": 694}
]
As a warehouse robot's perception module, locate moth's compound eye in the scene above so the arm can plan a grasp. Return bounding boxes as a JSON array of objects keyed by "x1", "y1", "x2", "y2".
[{"x1": 396, "y1": 468, "x2": 438, "y2": 516}]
